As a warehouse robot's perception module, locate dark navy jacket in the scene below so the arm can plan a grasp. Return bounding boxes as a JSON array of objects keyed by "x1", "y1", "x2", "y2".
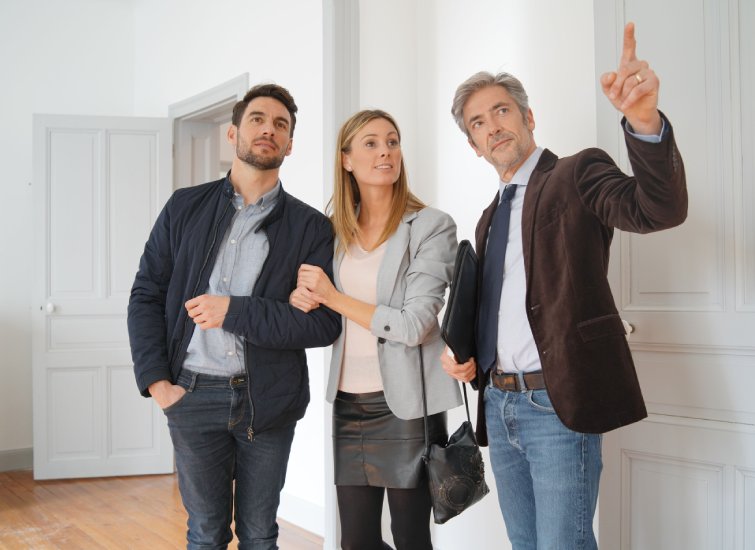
[{"x1": 127, "y1": 176, "x2": 341, "y2": 435}]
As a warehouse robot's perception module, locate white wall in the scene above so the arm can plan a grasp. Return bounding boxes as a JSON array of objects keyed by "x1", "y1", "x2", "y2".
[
  {"x1": 130, "y1": 0, "x2": 328, "y2": 534},
  {"x1": 132, "y1": 0, "x2": 326, "y2": 212},
  {"x1": 358, "y1": 0, "x2": 420, "y2": 190},
  {"x1": 358, "y1": 1, "x2": 597, "y2": 548},
  {"x1": 0, "y1": 0, "x2": 135, "y2": 462},
  {"x1": 421, "y1": 0, "x2": 598, "y2": 245}
]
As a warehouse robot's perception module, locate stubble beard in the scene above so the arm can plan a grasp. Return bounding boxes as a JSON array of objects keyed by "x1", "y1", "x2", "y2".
[
  {"x1": 490, "y1": 131, "x2": 531, "y2": 175},
  {"x1": 236, "y1": 138, "x2": 287, "y2": 171}
]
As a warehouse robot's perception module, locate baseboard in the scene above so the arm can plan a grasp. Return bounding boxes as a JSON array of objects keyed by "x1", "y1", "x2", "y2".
[
  {"x1": 278, "y1": 491, "x2": 324, "y2": 537},
  {"x1": 0, "y1": 448, "x2": 33, "y2": 472}
]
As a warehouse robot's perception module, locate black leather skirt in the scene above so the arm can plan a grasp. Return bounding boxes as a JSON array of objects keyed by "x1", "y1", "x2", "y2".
[{"x1": 333, "y1": 390, "x2": 448, "y2": 488}]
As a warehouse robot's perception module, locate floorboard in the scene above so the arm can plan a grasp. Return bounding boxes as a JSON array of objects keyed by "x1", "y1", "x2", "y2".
[{"x1": 0, "y1": 470, "x2": 323, "y2": 549}]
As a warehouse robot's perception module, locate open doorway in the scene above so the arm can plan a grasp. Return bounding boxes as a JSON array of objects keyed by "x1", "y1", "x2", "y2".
[{"x1": 169, "y1": 73, "x2": 248, "y2": 189}]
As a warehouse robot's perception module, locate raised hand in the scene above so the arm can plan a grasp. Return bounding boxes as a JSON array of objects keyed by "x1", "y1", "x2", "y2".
[{"x1": 600, "y1": 22, "x2": 662, "y2": 135}]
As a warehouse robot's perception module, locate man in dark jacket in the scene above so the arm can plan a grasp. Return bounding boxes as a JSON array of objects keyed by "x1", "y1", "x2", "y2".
[
  {"x1": 127, "y1": 83, "x2": 340, "y2": 549},
  {"x1": 441, "y1": 24, "x2": 687, "y2": 549}
]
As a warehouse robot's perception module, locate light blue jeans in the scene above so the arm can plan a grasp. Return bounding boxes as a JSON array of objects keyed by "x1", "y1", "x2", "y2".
[
  {"x1": 165, "y1": 370, "x2": 296, "y2": 550},
  {"x1": 484, "y1": 383, "x2": 602, "y2": 550}
]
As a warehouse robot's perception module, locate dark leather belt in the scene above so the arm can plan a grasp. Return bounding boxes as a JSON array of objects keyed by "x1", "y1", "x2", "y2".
[{"x1": 490, "y1": 370, "x2": 546, "y2": 392}]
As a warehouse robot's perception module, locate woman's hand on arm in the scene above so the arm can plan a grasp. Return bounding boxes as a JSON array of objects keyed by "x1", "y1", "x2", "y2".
[
  {"x1": 297, "y1": 264, "x2": 338, "y2": 304},
  {"x1": 298, "y1": 264, "x2": 376, "y2": 329}
]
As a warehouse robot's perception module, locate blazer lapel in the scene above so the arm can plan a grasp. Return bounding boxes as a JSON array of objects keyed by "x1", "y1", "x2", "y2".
[
  {"x1": 475, "y1": 193, "x2": 500, "y2": 265},
  {"x1": 521, "y1": 148, "x2": 558, "y2": 276},
  {"x1": 333, "y1": 237, "x2": 345, "y2": 291},
  {"x1": 376, "y1": 211, "x2": 417, "y2": 303}
]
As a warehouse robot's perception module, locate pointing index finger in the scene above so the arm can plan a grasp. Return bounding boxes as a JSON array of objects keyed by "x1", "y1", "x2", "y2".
[{"x1": 622, "y1": 22, "x2": 637, "y2": 62}]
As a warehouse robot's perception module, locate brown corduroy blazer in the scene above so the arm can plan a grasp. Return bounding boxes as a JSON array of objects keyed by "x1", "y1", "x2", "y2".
[{"x1": 473, "y1": 115, "x2": 687, "y2": 444}]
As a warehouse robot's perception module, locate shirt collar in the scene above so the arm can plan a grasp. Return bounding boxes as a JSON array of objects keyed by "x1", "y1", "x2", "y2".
[
  {"x1": 232, "y1": 179, "x2": 282, "y2": 210},
  {"x1": 257, "y1": 180, "x2": 282, "y2": 206}
]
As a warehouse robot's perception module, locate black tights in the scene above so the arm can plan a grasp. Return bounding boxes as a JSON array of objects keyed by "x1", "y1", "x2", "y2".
[{"x1": 337, "y1": 484, "x2": 433, "y2": 550}]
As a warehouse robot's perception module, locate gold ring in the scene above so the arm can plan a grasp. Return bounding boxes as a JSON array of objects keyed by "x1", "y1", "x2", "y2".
[{"x1": 635, "y1": 73, "x2": 643, "y2": 84}]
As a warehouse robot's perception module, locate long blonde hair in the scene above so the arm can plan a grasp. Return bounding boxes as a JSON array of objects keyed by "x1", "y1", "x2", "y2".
[{"x1": 329, "y1": 109, "x2": 425, "y2": 254}]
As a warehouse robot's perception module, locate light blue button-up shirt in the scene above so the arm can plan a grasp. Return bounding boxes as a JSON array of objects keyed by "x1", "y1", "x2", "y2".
[{"x1": 183, "y1": 181, "x2": 281, "y2": 376}]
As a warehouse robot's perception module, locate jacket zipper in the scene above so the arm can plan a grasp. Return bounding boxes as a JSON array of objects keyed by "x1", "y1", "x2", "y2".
[
  {"x1": 244, "y1": 214, "x2": 281, "y2": 442},
  {"x1": 171, "y1": 198, "x2": 234, "y2": 374},
  {"x1": 245, "y1": 337, "x2": 255, "y2": 441}
]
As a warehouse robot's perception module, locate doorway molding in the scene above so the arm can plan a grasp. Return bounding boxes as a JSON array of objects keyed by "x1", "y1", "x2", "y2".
[
  {"x1": 169, "y1": 73, "x2": 249, "y2": 121},
  {"x1": 322, "y1": 1, "x2": 359, "y2": 547},
  {"x1": 169, "y1": 73, "x2": 249, "y2": 189}
]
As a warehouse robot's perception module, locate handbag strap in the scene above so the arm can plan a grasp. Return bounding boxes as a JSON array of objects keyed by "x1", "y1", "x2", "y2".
[{"x1": 419, "y1": 345, "x2": 471, "y2": 458}]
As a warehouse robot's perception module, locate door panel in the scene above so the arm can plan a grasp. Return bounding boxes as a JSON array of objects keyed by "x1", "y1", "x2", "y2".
[
  {"x1": 595, "y1": 1, "x2": 755, "y2": 548},
  {"x1": 174, "y1": 120, "x2": 220, "y2": 187},
  {"x1": 33, "y1": 114, "x2": 173, "y2": 479},
  {"x1": 109, "y1": 131, "x2": 162, "y2": 295},
  {"x1": 49, "y1": 130, "x2": 99, "y2": 296}
]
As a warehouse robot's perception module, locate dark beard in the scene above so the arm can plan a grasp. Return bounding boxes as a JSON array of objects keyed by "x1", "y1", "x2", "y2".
[
  {"x1": 237, "y1": 149, "x2": 285, "y2": 170},
  {"x1": 236, "y1": 136, "x2": 287, "y2": 170}
]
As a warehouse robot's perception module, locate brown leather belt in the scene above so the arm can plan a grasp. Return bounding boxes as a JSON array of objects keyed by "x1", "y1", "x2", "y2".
[{"x1": 490, "y1": 370, "x2": 546, "y2": 392}]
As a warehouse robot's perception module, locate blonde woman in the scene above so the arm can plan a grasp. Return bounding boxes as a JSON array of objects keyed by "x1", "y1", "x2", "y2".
[{"x1": 290, "y1": 110, "x2": 465, "y2": 549}]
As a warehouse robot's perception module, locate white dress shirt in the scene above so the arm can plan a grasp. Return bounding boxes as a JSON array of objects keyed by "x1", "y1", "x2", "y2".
[{"x1": 492, "y1": 147, "x2": 544, "y2": 373}]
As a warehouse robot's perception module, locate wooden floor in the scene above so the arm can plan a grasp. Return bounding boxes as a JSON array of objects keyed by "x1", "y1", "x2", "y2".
[{"x1": 0, "y1": 470, "x2": 322, "y2": 549}]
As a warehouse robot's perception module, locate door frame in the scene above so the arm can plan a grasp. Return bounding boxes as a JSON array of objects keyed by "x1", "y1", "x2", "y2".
[
  {"x1": 169, "y1": 73, "x2": 248, "y2": 189},
  {"x1": 323, "y1": 0, "x2": 360, "y2": 547}
]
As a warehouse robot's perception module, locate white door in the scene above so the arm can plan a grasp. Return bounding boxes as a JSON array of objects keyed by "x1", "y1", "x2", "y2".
[
  {"x1": 595, "y1": 2, "x2": 755, "y2": 548},
  {"x1": 32, "y1": 114, "x2": 174, "y2": 480},
  {"x1": 174, "y1": 120, "x2": 222, "y2": 187}
]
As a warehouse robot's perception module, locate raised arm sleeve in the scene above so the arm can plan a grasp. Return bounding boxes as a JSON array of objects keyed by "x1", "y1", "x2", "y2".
[{"x1": 370, "y1": 210, "x2": 458, "y2": 346}]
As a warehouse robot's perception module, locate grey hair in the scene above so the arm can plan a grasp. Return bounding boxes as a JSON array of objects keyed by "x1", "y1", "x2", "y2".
[{"x1": 451, "y1": 71, "x2": 530, "y2": 136}]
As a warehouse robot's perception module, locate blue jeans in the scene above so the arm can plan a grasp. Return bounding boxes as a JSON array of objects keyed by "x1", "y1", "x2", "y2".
[
  {"x1": 164, "y1": 370, "x2": 296, "y2": 550},
  {"x1": 484, "y1": 382, "x2": 602, "y2": 550}
]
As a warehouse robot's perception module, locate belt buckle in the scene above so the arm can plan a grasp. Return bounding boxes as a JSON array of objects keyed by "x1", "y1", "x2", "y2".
[
  {"x1": 492, "y1": 370, "x2": 517, "y2": 392},
  {"x1": 496, "y1": 370, "x2": 526, "y2": 392}
]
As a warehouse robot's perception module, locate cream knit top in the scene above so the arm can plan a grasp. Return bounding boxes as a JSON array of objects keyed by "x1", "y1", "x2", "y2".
[{"x1": 338, "y1": 241, "x2": 387, "y2": 393}]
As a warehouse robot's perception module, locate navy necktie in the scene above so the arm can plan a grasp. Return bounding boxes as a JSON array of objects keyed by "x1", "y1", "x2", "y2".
[{"x1": 477, "y1": 184, "x2": 518, "y2": 373}]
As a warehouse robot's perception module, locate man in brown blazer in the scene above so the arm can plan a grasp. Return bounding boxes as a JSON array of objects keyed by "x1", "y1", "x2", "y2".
[{"x1": 441, "y1": 23, "x2": 687, "y2": 549}]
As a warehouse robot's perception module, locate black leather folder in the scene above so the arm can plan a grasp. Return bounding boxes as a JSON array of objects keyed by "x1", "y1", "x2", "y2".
[{"x1": 441, "y1": 240, "x2": 478, "y2": 363}]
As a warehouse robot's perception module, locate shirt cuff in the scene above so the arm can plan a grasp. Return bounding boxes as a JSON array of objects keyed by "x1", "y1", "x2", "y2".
[{"x1": 624, "y1": 118, "x2": 667, "y2": 143}]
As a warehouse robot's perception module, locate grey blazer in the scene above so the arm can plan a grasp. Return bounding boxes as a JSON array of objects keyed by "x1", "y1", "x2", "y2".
[{"x1": 326, "y1": 207, "x2": 463, "y2": 419}]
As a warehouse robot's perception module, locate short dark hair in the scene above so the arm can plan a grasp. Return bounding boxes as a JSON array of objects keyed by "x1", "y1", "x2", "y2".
[{"x1": 231, "y1": 83, "x2": 298, "y2": 137}]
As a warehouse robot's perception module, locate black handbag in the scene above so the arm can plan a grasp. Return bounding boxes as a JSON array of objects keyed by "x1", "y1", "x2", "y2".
[
  {"x1": 419, "y1": 348, "x2": 489, "y2": 524},
  {"x1": 440, "y1": 240, "x2": 478, "y2": 363}
]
